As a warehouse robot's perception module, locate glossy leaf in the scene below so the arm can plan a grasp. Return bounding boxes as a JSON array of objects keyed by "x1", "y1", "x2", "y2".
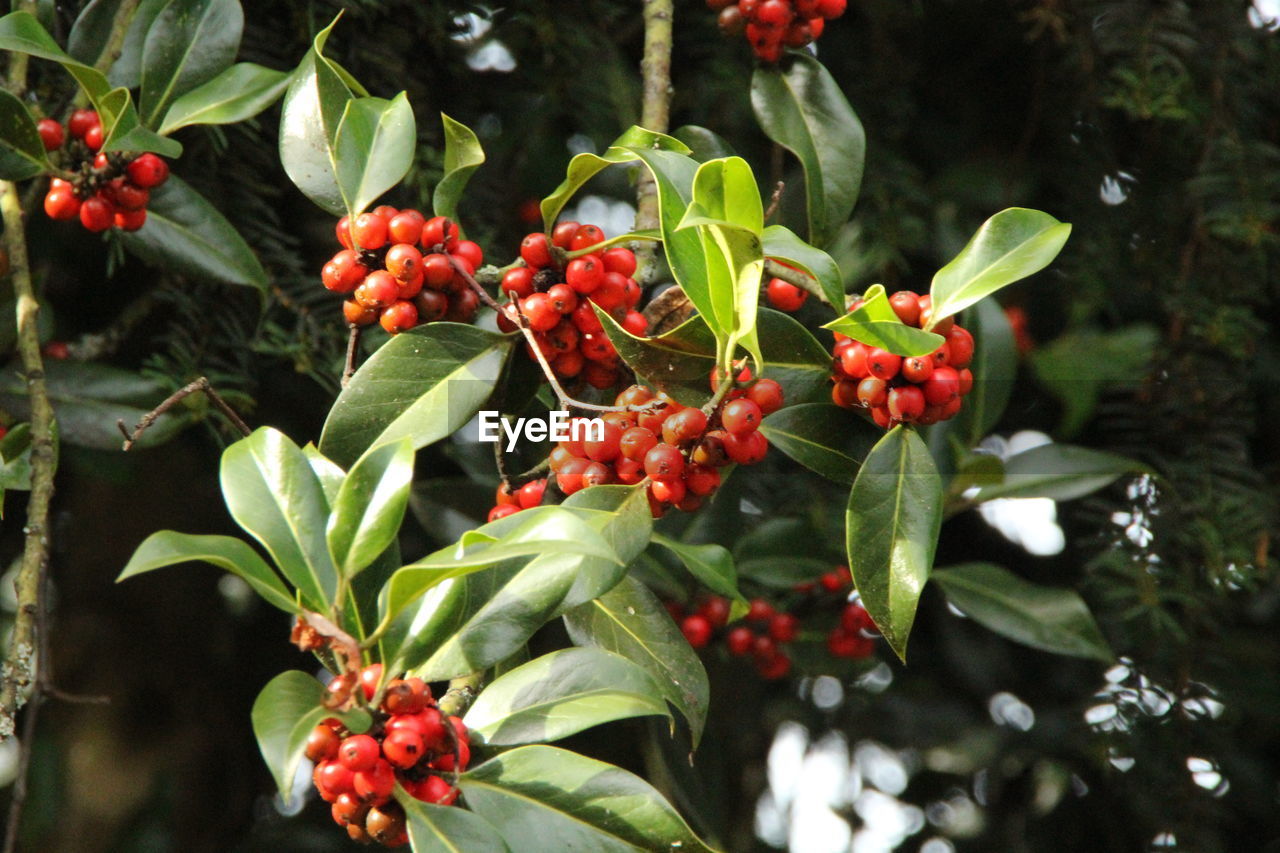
[
  {"x1": 97, "y1": 0, "x2": 167, "y2": 86},
  {"x1": 596, "y1": 307, "x2": 831, "y2": 408},
  {"x1": 932, "y1": 562, "x2": 1112, "y2": 661},
  {"x1": 762, "y1": 225, "x2": 843, "y2": 308},
  {"x1": 319, "y1": 323, "x2": 512, "y2": 468},
  {"x1": 334, "y1": 93, "x2": 416, "y2": 217},
  {"x1": 460, "y1": 745, "x2": 718, "y2": 853},
  {"x1": 564, "y1": 574, "x2": 709, "y2": 745},
  {"x1": 0, "y1": 423, "x2": 34, "y2": 498},
  {"x1": 157, "y1": 62, "x2": 289, "y2": 135},
  {"x1": 326, "y1": 438, "x2": 414, "y2": 578},
  {"x1": 928, "y1": 208, "x2": 1071, "y2": 326},
  {"x1": 220, "y1": 427, "x2": 337, "y2": 610},
  {"x1": 405, "y1": 490, "x2": 649, "y2": 680},
  {"x1": 752, "y1": 53, "x2": 865, "y2": 247},
  {"x1": 251, "y1": 671, "x2": 369, "y2": 803},
  {"x1": 0, "y1": 362, "x2": 187, "y2": 450},
  {"x1": 968, "y1": 443, "x2": 1147, "y2": 504},
  {"x1": 119, "y1": 175, "x2": 267, "y2": 289},
  {"x1": 759, "y1": 403, "x2": 879, "y2": 485},
  {"x1": 949, "y1": 299, "x2": 1016, "y2": 444},
  {"x1": 678, "y1": 156, "x2": 765, "y2": 368},
  {"x1": 398, "y1": 796, "x2": 511, "y2": 853},
  {"x1": 278, "y1": 16, "x2": 354, "y2": 216},
  {"x1": 846, "y1": 426, "x2": 943, "y2": 661},
  {"x1": 117, "y1": 531, "x2": 296, "y2": 613},
  {"x1": 0, "y1": 11, "x2": 111, "y2": 103},
  {"x1": 139, "y1": 0, "x2": 244, "y2": 127},
  {"x1": 673, "y1": 124, "x2": 735, "y2": 162},
  {"x1": 1031, "y1": 325, "x2": 1158, "y2": 437},
  {"x1": 823, "y1": 284, "x2": 944, "y2": 356},
  {"x1": 738, "y1": 556, "x2": 833, "y2": 589},
  {"x1": 651, "y1": 534, "x2": 742, "y2": 605},
  {"x1": 463, "y1": 648, "x2": 670, "y2": 746},
  {"x1": 301, "y1": 443, "x2": 345, "y2": 506},
  {"x1": 433, "y1": 112, "x2": 484, "y2": 222},
  {"x1": 0, "y1": 89, "x2": 51, "y2": 180}
]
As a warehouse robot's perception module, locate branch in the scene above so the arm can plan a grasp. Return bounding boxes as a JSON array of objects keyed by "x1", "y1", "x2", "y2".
[
  {"x1": 437, "y1": 672, "x2": 484, "y2": 718},
  {"x1": 634, "y1": 0, "x2": 674, "y2": 283},
  {"x1": 116, "y1": 377, "x2": 252, "y2": 451},
  {"x1": 342, "y1": 325, "x2": 362, "y2": 387},
  {"x1": 763, "y1": 181, "x2": 785, "y2": 222}
]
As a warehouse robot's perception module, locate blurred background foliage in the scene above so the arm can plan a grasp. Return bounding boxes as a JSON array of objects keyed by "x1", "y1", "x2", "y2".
[{"x1": 1, "y1": 1, "x2": 1277, "y2": 851}]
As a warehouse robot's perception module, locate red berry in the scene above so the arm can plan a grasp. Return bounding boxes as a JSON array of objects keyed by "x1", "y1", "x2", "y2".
[
  {"x1": 726, "y1": 626, "x2": 754, "y2": 655},
  {"x1": 343, "y1": 299, "x2": 378, "y2": 326},
  {"x1": 901, "y1": 355, "x2": 934, "y2": 384},
  {"x1": 43, "y1": 187, "x2": 81, "y2": 221},
  {"x1": 418, "y1": 776, "x2": 458, "y2": 805},
  {"x1": 322, "y1": 249, "x2": 368, "y2": 293},
  {"x1": 622, "y1": 311, "x2": 648, "y2": 336},
  {"x1": 747, "y1": 378, "x2": 784, "y2": 414},
  {"x1": 359, "y1": 664, "x2": 382, "y2": 700},
  {"x1": 685, "y1": 464, "x2": 721, "y2": 496},
  {"x1": 817, "y1": 0, "x2": 846, "y2": 18},
  {"x1": 768, "y1": 612, "x2": 799, "y2": 642},
  {"x1": 662, "y1": 408, "x2": 708, "y2": 445},
  {"x1": 723, "y1": 430, "x2": 769, "y2": 465},
  {"x1": 382, "y1": 729, "x2": 425, "y2": 769},
  {"x1": 423, "y1": 253, "x2": 455, "y2": 289},
  {"x1": 355, "y1": 270, "x2": 400, "y2": 309},
  {"x1": 601, "y1": 247, "x2": 637, "y2": 277},
  {"x1": 757, "y1": 652, "x2": 792, "y2": 680},
  {"x1": 105, "y1": 179, "x2": 149, "y2": 211},
  {"x1": 590, "y1": 272, "x2": 629, "y2": 312},
  {"x1": 584, "y1": 420, "x2": 623, "y2": 462},
  {"x1": 887, "y1": 385, "x2": 925, "y2": 421},
  {"x1": 82, "y1": 123, "x2": 104, "y2": 151},
  {"x1": 757, "y1": 0, "x2": 793, "y2": 27},
  {"x1": 488, "y1": 504, "x2": 519, "y2": 522},
  {"x1": 365, "y1": 803, "x2": 408, "y2": 845},
  {"x1": 124, "y1": 152, "x2": 168, "y2": 189},
  {"x1": 520, "y1": 232, "x2": 553, "y2": 268},
  {"x1": 384, "y1": 243, "x2": 422, "y2": 282},
  {"x1": 649, "y1": 476, "x2": 686, "y2": 505},
  {"x1": 820, "y1": 570, "x2": 845, "y2": 592},
  {"x1": 551, "y1": 220, "x2": 580, "y2": 249},
  {"x1": 316, "y1": 760, "x2": 355, "y2": 799},
  {"x1": 566, "y1": 254, "x2": 605, "y2": 293},
  {"x1": 352, "y1": 212, "x2": 388, "y2": 250},
  {"x1": 67, "y1": 108, "x2": 98, "y2": 139},
  {"x1": 546, "y1": 283, "x2": 579, "y2": 314},
  {"x1": 570, "y1": 223, "x2": 605, "y2": 251},
  {"x1": 388, "y1": 209, "x2": 425, "y2": 244},
  {"x1": 571, "y1": 301, "x2": 604, "y2": 333},
  {"x1": 832, "y1": 379, "x2": 860, "y2": 409},
  {"x1": 352, "y1": 760, "x2": 395, "y2": 805},
  {"x1": 766, "y1": 278, "x2": 807, "y2": 312},
  {"x1": 856, "y1": 377, "x2": 887, "y2": 408},
  {"x1": 380, "y1": 300, "x2": 418, "y2": 335},
  {"x1": 556, "y1": 458, "x2": 590, "y2": 494},
  {"x1": 421, "y1": 216, "x2": 460, "y2": 250},
  {"x1": 957, "y1": 368, "x2": 974, "y2": 395},
  {"x1": 867, "y1": 349, "x2": 902, "y2": 380},
  {"x1": 36, "y1": 118, "x2": 63, "y2": 151},
  {"x1": 839, "y1": 342, "x2": 870, "y2": 378},
  {"x1": 681, "y1": 614, "x2": 712, "y2": 647},
  {"x1": 305, "y1": 724, "x2": 341, "y2": 762},
  {"x1": 521, "y1": 292, "x2": 560, "y2": 331},
  {"x1": 699, "y1": 596, "x2": 732, "y2": 628},
  {"x1": 747, "y1": 598, "x2": 775, "y2": 623},
  {"x1": 922, "y1": 366, "x2": 960, "y2": 406},
  {"x1": 721, "y1": 399, "x2": 763, "y2": 436},
  {"x1": 889, "y1": 290, "x2": 921, "y2": 325},
  {"x1": 78, "y1": 196, "x2": 113, "y2": 232},
  {"x1": 113, "y1": 208, "x2": 146, "y2": 231},
  {"x1": 620, "y1": 427, "x2": 658, "y2": 462},
  {"x1": 338, "y1": 734, "x2": 380, "y2": 772},
  {"x1": 517, "y1": 478, "x2": 547, "y2": 508},
  {"x1": 501, "y1": 266, "x2": 535, "y2": 298},
  {"x1": 331, "y1": 793, "x2": 367, "y2": 827},
  {"x1": 644, "y1": 443, "x2": 685, "y2": 480},
  {"x1": 947, "y1": 326, "x2": 975, "y2": 368}
]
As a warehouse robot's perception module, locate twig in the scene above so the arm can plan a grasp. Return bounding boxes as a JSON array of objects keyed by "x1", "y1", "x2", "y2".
[
  {"x1": 634, "y1": 0, "x2": 674, "y2": 284},
  {"x1": 446, "y1": 255, "x2": 632, "y2": 414},
  {"x1": 116, "y1": 377, "x2": 252, "y2": 451},
  {"x1": 342, "y1": 325, "x2": 362, "y2": 387},
  {"x1": 763, "y1": 181, "x2": 785, "y2": 222},
  {"x1": 437, "y1": 672, "x2": 484, "y2": 717},
  {"x1": 493, "y1": 433, "x2": 513, "y2": 488}
]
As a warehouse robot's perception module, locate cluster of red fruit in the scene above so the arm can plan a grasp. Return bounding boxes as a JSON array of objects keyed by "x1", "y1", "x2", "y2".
[
  {"x1": 323, "y1": 208, "x2": 482, "y2": 336},
  {"x1": 673, "y1": 567, "x2": 879, "y2": 679},
  {"x1": 710, "y1": 0, "x2": 848, "y2": 63},
  {"x1": 39, "y1": 110, "x2": 169, "y2": 233},
  {"x1": 831, "y1": 292, "x2": 975, "y2": 428},
  {"x1": 498, "y1": 222, "x2": 645, "y2": 391},
  {"x1": 306, "y1": 664, "x2": 470, "y2": 847}
]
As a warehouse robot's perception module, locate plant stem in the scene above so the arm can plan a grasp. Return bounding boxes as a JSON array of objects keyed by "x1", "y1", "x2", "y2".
[
  {"x1": 437, "y1": 672, "x2": 484, "y2": 717},
  {"x1": 116, "y1": 376, "x2": 251, "y2": 451},
  {"x1": 342, "y1": 325, "x2": 362, "y2": 387},
  {"x1": 634, "y1": 0, "x2": 674, "y2": 283}
]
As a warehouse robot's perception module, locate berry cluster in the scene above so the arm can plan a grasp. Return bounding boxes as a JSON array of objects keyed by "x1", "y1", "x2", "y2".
[
  {"x1": 499, "y1": 222, "x2": 644, "y2": 391},
  {"x1": 552, "y1": 376, "x2": 783, "y2": 518},
  {"x1": 830, "y1": 292, "x2": 975, "y2": 428},
  {"x1": 324, "y1": 208, "x2": 482, "y2": 336},
  {"x1": 711, "y1": 0, "x2": 848, "y2": 63},
  {"x1": 487, "y1": 477, "x2": 548, "y2": 523},
  {"x1": 39, "y1": 109, "x2": 169, "y2": 233},
  {"x1": 307, "y1": 664, "x2": 471, "y2": 847},
  {"x1": 671, "y1": 566, "x2": 879, "y2": 679}
]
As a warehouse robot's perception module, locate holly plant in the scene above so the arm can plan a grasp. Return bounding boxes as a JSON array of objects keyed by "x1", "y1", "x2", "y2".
[{"x1": 0, "y1": 2, "x2": 1144, "y2": 850}]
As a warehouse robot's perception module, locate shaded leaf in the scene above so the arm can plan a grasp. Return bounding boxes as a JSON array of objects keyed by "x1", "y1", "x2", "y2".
[
  {"x1": 0, "y1": 89, "x2": 51, "y2": 180},
  {"x1": 763, "y1": 225, "x2": 843, "y2": 308},
  {"x1": 157, "y1": 62, "x2": 289, "y2": 134},
  {"x1": 327, "y1": 438, "x2": 414, "y2": 578},
  {"x1": 334, "y1": 93, "x2": 416, "y2": 217},
  {"x1": 139, "y1": 0, "x2": 244, "y2": 127},
  {"x1": 117, "y1": 531, "x2": 296, "y2": 613},
  {"x1": 433, "y1": 112, "x2": 485, "y2": 222},
  {"x1": 759, "y1": 403, "x2": 879, "y2": 485},
  {"x1": 397, "y1": 796, "x2": 511, "y2": 853},
  {"x1": 969, "y1": 443, "x2": 1148, "y2": 504},
  {"x1": 651, "y1": 534, "x2": 743, "y2": 605}
]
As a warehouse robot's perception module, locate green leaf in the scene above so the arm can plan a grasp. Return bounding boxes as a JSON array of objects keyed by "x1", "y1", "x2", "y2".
[
  {"x1": 405, "y1": 491, "x2": 648, "y2": 680},
  {"x1": 948, "y1": 299, "x2": 1016, "y2": 445},
  {"x1": 759, "y1": 403, "x2": 879, "y2": 485},
  {"x1": 117, "y1": 531, "x2": 297, "y2": 613},
  {"x1": 98, "y1": 0, "x2": 168, "y2": 86},
  {"x1": 672, "y1": 124, "x2": 735, "y2": 162},
  {"x1": 301, "y1": 443, "x2": 345, "y2": 506},
  {"x1": 463, "y1": 648, "x2": 670, "y2": 746},
  {"x1": 596, "y1": 307, "x2": 831, "y2": 408},
  {"x1": 738, "y1": 556, "x2": 832, "y2": 589},
  {"x1": 278, "y1": 16, "x2": 354, "y2": 216},
  {"x1": 251, "y1": 671, "x2": 369, "y2": 803},
  {"x1": 751, "y1": 53, "x2": 865, "y2": 248},
  {"x1": 651, "y1": 533, "x2": 743, "y2": 607},
  {"x1": 0, "y1": 423, "x2": 34, "y2": 497},
  {"x1": 139, "y1": 0, "x2": 244, "y2": 127},
  {"x1": 334, "y1": 93, "x2": 416, "y2": 217},
  {"x1": 0, "y1": 11, "x2": 111, "y2": 103},
  {"x1": 677, "y1": 157, "x2": 765, "y2": 368},
  {"x1": 968, "y1": 443, "x2": 1147, "y2": 504},
  {"x1": 397, "y1": 797, "x2": 511, "y2": 853},
  {"x1": 762, "y1": 225, "x2": 843, "y2": 308},
  {"x1": 318, "y1": 323, "x2": 512, "y2": 469},
  {"x1": 68, "y1": 0, "x2": 132, "y2": 66},
  {"x1": 563, "y1": 574, "x2": 709, "y2": 745},
  {"x1": 157, "y1": 62, "x2": 289, "y2": 135},
  {"x1": 327, "y1": 438, "x2": 414, "y2": 578},
  {"x1": 0, "y1": 89, "x2": 51, "y2": 180},
  {"x1": 118, "y1": 175, "x2": 267, "y2": 288},
  {"x1": 931, "y1": 563, "x2": 1112, "y2": 661},
  {"x1": 220, "y1": 427, "x2": 337, "y2": 610},
  {"x1": 460, "y1": 745, "x2": 718, "y2": 853},
  {"x1": 1031, "y1": 325, "x2": 1158, "y2": 437},
  {"x1": 433, "y1": 113, "x2": 485, "y2": 222},
  {"x1": 823, "y1": 284, "x2": 944, "y2": 356},
  {"x1": 928, "y1": 208, "x2": 1071, "y2": 327},
  {"x1": 0, "y1": 362, "x2": 187, "y2": 450},
  {"x1": 846, "y1": 425, "x2": 943, "y2": 661}
]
